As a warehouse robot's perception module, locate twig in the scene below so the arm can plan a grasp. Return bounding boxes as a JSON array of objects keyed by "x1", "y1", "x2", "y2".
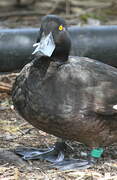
[
  {"x1": 46, "y1": 0, "x2": 60, "y2": 15},
  {"x1": 15, "y1": 0, "x2": 37, "y2": 8},
  {"x1": 0, "y1": 10, "x2": 45, "y2": 18},
  {"x1": 0, "y1": 82, "x2": 12, "y2": 94},
  {"x1": 66, "y1": 0, "x2": 71, "y2": 16}
]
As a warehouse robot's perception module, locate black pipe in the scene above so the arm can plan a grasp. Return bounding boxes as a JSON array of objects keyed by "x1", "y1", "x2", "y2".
[
  {"x1": 69, "y1": 26, "x2": 117, "y2": 67},
  {"x1": 0, "y1": 26, "x2": 117, "y2": 72}
]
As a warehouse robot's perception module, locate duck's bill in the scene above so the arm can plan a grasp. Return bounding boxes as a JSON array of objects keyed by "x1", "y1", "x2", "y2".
[{"x1": 32, "y1": 32, "x2": 55, "y2": 57}]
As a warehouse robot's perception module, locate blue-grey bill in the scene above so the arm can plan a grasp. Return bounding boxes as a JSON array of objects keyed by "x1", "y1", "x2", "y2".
[{"x1": 32, "y1": 32, "x2": 55, "y2": 57}]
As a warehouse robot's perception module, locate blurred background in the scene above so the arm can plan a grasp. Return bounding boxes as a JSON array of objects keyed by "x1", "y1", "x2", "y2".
[
  {"x1": 0, "y1": 1, "x2": 117, "y2": 179},
  {"x1": 0, "y1": 0, "x2": 117, "y2": 28}
]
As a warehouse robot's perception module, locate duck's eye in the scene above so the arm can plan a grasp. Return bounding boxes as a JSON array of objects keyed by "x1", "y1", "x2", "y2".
[{"x1": 58, "y1": 25, "x2": 63, "y2": 31}]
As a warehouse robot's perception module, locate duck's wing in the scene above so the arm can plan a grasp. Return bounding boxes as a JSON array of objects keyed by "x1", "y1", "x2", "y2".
[
  {"x1": 68, "y1": 56, "x2": 117, "y2": 116},
  {"x1": 89, "y1": 82, "x2": 117, "y2": 115}
]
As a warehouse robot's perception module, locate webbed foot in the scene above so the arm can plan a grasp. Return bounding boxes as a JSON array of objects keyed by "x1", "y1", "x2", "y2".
[
  {"x1": 51, "y1": 156, "x2": 96, "y2": 170},
  {"x1": 15, "y1": 142, "x2": 66, "y2": 163},
  {"x1": 15, "y1": 143, "x2": 103, "y2": 170}
]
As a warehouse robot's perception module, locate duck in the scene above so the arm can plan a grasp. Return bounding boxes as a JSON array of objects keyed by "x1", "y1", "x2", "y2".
[{"x1": 12, "y1": 15, "x2": 117, "y2": 170}]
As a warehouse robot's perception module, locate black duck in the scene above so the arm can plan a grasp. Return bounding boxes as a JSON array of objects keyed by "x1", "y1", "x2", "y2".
[{"x1": 12, "y1": 15, "x2": 117, "y2": 170}]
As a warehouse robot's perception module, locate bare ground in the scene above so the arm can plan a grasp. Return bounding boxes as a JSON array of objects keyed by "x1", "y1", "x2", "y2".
[{"x1": 0, "y1": 0, "x2": 117, "y2": 179}]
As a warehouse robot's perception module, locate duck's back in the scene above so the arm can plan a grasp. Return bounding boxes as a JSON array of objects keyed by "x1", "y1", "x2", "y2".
[{"x1": 41, "y1": 56, "x2": 117, "y2": 117}]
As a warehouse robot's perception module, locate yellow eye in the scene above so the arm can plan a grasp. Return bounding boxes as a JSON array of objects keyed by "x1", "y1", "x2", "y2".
[{"x1": 59, "y1": 25, "x2": 63, "y2": 31}]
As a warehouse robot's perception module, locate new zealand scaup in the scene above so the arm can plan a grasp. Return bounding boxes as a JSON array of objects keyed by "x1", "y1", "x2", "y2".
[{"x1": 12, "y1": 15, "x2": 117, "y2": 170}]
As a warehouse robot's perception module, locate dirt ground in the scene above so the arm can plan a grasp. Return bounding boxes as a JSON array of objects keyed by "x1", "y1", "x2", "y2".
[{"x1": 0, "y1": 0, "x2": 117, "y2": 179}]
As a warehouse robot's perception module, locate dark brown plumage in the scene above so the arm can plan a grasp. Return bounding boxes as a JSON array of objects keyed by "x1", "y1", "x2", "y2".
[{"x1": 12, "y1": 15, "x2": 117, "y2": 150}]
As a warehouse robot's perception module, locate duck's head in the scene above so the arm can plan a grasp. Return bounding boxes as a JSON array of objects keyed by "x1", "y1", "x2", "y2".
[{"x1": 32, "y1": 15, "x2": 71, "y2": 62}]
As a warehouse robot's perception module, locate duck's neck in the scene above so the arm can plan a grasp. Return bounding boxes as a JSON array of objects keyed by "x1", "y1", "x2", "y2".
[
  {"x1": 52, "y1": 44, "x2": 70, "y2": 63},
  {"x1": 52, "y1": 53, "x2": 69, "y2": 63},
  {"x1": 33, "y1": 56, "x2": 51, "y2": 78}
]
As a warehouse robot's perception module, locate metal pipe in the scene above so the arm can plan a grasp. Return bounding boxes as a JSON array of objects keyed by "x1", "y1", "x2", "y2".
[{"x1": 0, "y1": 26, "x2": 117, "y2": 72}]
